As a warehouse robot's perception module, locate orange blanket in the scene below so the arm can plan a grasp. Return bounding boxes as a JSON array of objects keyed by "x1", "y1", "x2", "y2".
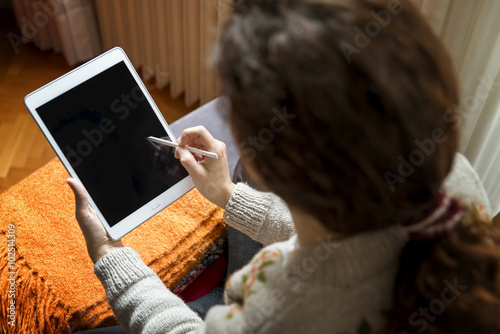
[{"x1": 0, "y1": 158, "x2": 226, "y2": 333}]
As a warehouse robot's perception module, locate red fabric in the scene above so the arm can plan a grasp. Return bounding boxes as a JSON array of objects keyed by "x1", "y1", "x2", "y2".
[
  {"x1": 179, "y1": 256, "x2": 227, "y2": 303},
  {"x1": 402, "y1": 193, "x2": 463, "y2": 241}
]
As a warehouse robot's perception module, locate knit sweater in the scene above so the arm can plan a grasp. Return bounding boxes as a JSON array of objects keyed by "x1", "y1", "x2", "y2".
[{"x1": 93, "y1": 153, "x2": 491, "y2": 334}]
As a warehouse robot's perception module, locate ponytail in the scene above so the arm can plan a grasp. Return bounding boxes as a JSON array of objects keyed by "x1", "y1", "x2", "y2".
[{"x1": 390, "y1": 203, "x2": 500, "y2": 333}]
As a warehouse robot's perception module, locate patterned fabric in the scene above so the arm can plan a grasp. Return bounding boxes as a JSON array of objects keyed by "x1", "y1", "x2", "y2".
[{"x1": 172, "y1": 234, "x2": 227, "y2": 295}]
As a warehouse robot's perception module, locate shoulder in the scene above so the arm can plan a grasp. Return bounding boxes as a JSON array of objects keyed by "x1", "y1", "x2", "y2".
[
  {"x1": 225, "y1": 238, "x2": 295, "y2": 303},
  {"x1": 442, "y1": 152, "x2": 491, "y2": 215}
]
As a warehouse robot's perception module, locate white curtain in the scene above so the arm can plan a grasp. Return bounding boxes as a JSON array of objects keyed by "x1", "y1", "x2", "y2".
[
  {"x1": 414, "y1": 0, "x2": 500, "y2": 216},
  {"x1": 10, "y1": 0, "x2": 101, "y2": 66}
]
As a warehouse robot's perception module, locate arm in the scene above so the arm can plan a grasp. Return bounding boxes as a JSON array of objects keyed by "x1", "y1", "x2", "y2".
[
  {"x1": 68, "y1": 126, "x2": 293, "y2": 333},
  {"x1": 175, "y1": 126, "x2": 295, "y2": 246},
  {"x1": 94, "y1": 245, "x2": 292, "y2": 334},
  {"x1": 223, "y1": 182, "x2": 295, "y2": 246},
  {"x1": 94, "y1": 247, "x2": 204, "y2": 334},
  {"x1": 67, "y1": 179, "x2": 206, "y2": 333}
]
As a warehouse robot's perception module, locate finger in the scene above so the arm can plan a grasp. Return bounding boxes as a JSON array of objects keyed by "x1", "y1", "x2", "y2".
[
  {"x1": 174, "y1": 142, "x2": 180, "y2": 159},
  {"x1": 193, "y1": 153, "x2": 204, "y2": 162},
  {"x1": 66, "y1": 178, "x2": 89, "y2": 213},
  {"x1": 176, "y1": 146, "x2": 204, "y2": 176},
  {"x1": 178, "y1": 126, "x2": 217, "y2": 150}
]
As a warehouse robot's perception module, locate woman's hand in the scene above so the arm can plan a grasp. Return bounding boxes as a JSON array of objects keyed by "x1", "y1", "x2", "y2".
[
  {"x1": 66, "y1": 178, "x2": 124, "y2": 264},
  {"x1": 175, "y1": 126, "x2": 235, "y2": 208}
]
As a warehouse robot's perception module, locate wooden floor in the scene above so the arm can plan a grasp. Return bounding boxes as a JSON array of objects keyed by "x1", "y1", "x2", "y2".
[{"x1": 0, "y1": 8, "x2": 196, "y2": 194}]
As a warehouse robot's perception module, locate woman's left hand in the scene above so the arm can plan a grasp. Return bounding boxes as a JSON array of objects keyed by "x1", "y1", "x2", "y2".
[{"x1": 66, "y1": 178, "x2": 124, "y2": 264}]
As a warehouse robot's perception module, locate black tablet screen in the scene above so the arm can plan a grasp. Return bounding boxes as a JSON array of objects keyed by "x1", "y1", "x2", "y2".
[{"x1": 37, "y1": 61, "x2": 188, "y2": 227}]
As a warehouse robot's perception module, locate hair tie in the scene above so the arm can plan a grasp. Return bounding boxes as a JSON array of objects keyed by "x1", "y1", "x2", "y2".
[{"x1": 402, "y1": 193, "x2": 463, "y2": 241}]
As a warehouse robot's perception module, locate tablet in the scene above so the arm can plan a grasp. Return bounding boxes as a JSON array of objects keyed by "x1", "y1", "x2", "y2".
[{"x1": 24, "y1": 47, "x2": 194, "y2": 240}]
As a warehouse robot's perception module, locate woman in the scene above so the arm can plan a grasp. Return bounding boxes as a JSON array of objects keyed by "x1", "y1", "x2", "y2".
[{"x1": 69, "y1": 0, "x2": 500, "y2": 333}]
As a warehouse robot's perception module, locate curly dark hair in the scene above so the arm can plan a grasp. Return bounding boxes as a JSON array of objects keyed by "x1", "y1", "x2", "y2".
[{"x1": 215, "y1": 0, "x2": 500, "y2": 332}]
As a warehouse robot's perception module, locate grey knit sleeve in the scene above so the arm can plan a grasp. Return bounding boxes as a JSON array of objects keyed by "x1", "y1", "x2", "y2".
[
  {"x1": 94, "y1": 247, "x2": 204, "y2": 334},
  {"x1": 223, "y1": 182, "x2": 295, "y2": 246}
]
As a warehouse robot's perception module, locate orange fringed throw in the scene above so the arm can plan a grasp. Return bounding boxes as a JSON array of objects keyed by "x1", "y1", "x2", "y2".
[{"x1": 0, "y1": 158, "x2": 226, "y2": 333}]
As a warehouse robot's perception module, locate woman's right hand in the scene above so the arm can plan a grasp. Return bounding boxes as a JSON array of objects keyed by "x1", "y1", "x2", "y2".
[{"x1": 175, "y1": 126, "x2": 235, "y2": 208}]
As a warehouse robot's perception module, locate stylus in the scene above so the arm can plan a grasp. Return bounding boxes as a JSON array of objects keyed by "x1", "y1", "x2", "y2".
[{"x1": 147, "y1": 136, "x2": 219, "y2": 160}]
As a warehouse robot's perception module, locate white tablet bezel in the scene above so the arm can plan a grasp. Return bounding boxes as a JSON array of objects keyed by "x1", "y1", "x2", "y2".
[{"x1": 24, "y1": 47, "x2": 194, "y2": 240}]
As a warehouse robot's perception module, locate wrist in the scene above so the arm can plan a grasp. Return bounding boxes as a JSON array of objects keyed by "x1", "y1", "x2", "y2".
[
  {"x1": 90, "y1": 241, "x2": 124, "y2": 264},
  {"x1": 218, "y1": 182, "x2": 236, "y2": 209}
]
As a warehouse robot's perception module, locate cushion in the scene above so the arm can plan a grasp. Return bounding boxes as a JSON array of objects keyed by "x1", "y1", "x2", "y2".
[{"x1": 0, "y1": 158, "x2": 226, "y2": 333}]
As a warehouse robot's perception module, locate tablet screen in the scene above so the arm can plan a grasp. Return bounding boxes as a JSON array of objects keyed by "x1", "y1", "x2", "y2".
[{"x1": 37, "y1": 61, "x2": 188, "y2": 227}]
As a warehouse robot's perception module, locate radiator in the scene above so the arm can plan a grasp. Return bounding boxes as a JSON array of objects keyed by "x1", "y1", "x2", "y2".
[{"x1": 94, "y1": 0, "x2": 231, "y2": 107}]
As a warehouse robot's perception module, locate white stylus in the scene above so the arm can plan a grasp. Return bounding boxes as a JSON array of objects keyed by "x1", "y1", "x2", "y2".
[{"x1": 147, "y1": 136, "x2": 219, "y2": 160}]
